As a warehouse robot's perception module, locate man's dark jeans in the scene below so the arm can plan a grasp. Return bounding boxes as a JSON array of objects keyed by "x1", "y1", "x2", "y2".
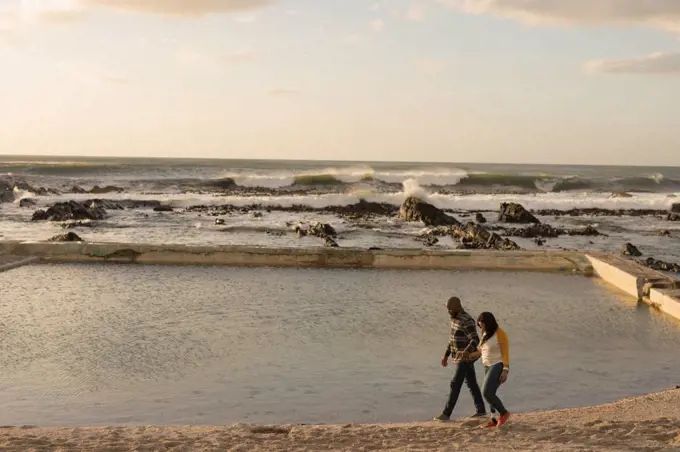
[{"x1": 443, "y1": 360, "x2": 486, "y2": 417}]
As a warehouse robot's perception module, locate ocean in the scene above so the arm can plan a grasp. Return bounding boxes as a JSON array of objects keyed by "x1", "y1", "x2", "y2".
[{"x1": 1, "y1": 156, "x2": 679, "y2": 264}]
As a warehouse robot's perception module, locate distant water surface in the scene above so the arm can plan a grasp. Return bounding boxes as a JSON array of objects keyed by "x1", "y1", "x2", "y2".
[{"x1": 0, "y1": 264, "x2": 678, "y2": 427}]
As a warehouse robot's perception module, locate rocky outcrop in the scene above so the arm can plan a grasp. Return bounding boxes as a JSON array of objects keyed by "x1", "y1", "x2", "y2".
[
  {"x1": 399, "y1": 197, "x2": 459, "y2": 227},
  {"x1": 475, "y1": 213, "x2": 487, "y2": 224},
  {"x1": 295, "y1": 222, "x2": 337, "y2": 238},
  {"x1": 643, "y1": 257, "x2": 680, "y2": 273},
  {"x1": 496, "y1": 223, "x2": 601, "y2": 238},
  {"x1": 0, "y1": 181, "x2": 14, "y2": 203},
  {"x1": 32, "y1": 201, "x2": 107, "y2": 222},
  {"x1": 622, "y1": 243, "x2": 642, "y2": 257},
  {"x1": 498, "y1": 203, "x2": 540, "y2": 224},
  {"x1": 324, "y1": 237, "x2": 339, "y2": 247},
  {"x1": 89, "y1": 185, "x2": 125, "y2": 194},
  {"x1": 49, "y1": 232, "x2": 84, "y2": 242},
  {"x1": 533, "y1": 208, "x2": 667, "y2": 217},
  {"x1": 19, "y1": 198, "x2": 37, "y2": 208},
  {"x1": 447, "y1": 222, "x2": 521, "y2": 251}
]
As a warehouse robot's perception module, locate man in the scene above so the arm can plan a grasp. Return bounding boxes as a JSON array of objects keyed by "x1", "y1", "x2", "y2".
[{"x1": 434, "y1": 296, "x2": 486, "y2": 421}]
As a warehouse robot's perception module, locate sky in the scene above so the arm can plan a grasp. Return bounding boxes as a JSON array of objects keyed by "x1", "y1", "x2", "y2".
[{"x1": 0, "y1": 0, "x2": 679, "y2": 165}]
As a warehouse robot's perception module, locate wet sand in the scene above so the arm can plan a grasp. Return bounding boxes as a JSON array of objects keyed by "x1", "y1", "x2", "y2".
[{"x1": 1, "y1": 388, "x2": 678, "y2": 451}]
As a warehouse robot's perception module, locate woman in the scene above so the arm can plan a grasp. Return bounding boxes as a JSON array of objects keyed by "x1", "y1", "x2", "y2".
[{"x1": 467, "y1": 311, "x2": 511, "y2": 427}]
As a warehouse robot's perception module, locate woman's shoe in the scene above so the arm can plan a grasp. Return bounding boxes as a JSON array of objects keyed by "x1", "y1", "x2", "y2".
[
  {"x1": 497, "y1": 412, "x2": 511, "y2": 427},
  {"x1": 483, "y1": 418, "x2": 498, "y2": 428}
]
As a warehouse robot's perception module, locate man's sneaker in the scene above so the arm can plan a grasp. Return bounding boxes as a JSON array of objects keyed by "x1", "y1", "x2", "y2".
[
  {"x1": 470, "y1": 412, "x2": 487, "y2": 418},
  {"x1": 433, "y1": 413, "x2": 451, "y2": 422},
  {"x1": 483, "y1": 418, "x2": 498, "y2": 428},
  {"x1": 497, "y1": 412, "x2": 511, "y2": 427}
]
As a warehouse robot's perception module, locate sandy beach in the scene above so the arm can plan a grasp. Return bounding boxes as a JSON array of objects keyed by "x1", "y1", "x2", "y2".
[{"x1": 1, "y1": 388, "x2": 678, "y2": 451}]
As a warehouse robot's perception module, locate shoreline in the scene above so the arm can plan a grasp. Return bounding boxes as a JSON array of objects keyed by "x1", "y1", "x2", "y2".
[{"x1": 1, "y1": 388, "x2": 678, "y2": 451}]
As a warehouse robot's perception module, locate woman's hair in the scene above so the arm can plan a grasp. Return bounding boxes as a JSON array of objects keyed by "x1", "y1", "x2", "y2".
[{"x1": 477, "y1": 312, "x2": 499, "y2": 345}]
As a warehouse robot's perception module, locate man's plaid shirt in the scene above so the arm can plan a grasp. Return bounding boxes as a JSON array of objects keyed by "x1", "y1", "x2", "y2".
[{"x1": 444, "y1": 310, "x2": 480, "y2": 364}]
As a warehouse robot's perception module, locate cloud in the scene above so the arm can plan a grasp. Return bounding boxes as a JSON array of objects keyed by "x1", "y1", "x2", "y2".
[
  {"x1": 175, "y1": 49, "x2": 203, "y2": 66},
  {"x1": 233, "y1": 13, "x2": 257, "y2": 23},
  {"x1": 413, "y1": 58, "x2": 445, "y2": 74},
  {"x1": 584, "y1": 52, "x2": 680, "y2": 76},
  {"x1": 221, "y1": 47, "x2": 256, "y2": 62},
  {"x1": 56, "y1": 61, "x2": 130, "y2": 85},
  {"x1": 436, "y1": 0, "x2": 680, "y2": 33},
  {"x1": 406, "y1": 1, "x2": 425, "y2": 21},
  {"x1": 82, "y1": 0, "x2": 274, "y2": 17},
  {"x1": 344, "y1": 33, "x2": 362, "y2": 45},
  {"x1": 268, "y1": 88, "x2": 299, "y2": 96},
  {"x1": 371, "y1": 18, "x2": 385, "y2": 32}
]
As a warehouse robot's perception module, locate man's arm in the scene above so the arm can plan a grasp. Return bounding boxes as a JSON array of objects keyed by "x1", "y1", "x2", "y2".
[{"x1": 463, "y1": 317, "x2": 480, "y2": 349}]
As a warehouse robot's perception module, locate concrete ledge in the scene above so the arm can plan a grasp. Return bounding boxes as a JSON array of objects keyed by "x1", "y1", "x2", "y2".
[
  {"x1": 649, "y1": 289, "x2": 680, "y2": 321},
  {"x1": 0, "y1": 255, "x2": 39, "y2": 273},
  {"x1": 0, "y1": 241, "x2": 592, "y2": 273}
]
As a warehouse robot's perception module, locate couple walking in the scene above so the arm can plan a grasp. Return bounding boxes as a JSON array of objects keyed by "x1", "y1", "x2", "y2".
[{"x1": 434, "y1": 296, "x2": 511, "y2": 428}]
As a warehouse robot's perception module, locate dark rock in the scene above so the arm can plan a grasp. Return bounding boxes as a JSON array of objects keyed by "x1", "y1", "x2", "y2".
[
  {"x1": 416, "y1": 235, "x2": 439, "y2": 247},
  {"x1": 567, "y1": 225, "x2": 602, "y2": 236},
  {"x1": 215, "y1": 218, "x2": 225, "y2": 225},
  {"x1": 32, "y1": 201, "x2": 106, "y2": 222},
  {"x1": 69, "y1": 185, "x2": 88, "y2": 194},
  {"x1": 658, "y1": 230, "x2": 672, "y2": 237},
  {"x1": 89, "y1": 185, "x2": 125, "y2": 194},
  {"x1": 308, "y1": 222, "x2": 337, "y2": 238},
  {"x1": 668, "y1": 213, "x2": 680, "y2": 222},
  {"x1": 399, "y1": 197, "x2": 459, "y2": 227},
  {"x1": 0, "y1": 181, "x2": 14, "y2": 203},
  {"x1": 475, "y1": 213, "x2": 487, "y2": 224},
  {"x1": 534, "y1": 238, "x2": 545, "y2": 246},
  {"x1": 252, "y1": 212, "x2": 263, "y2": 218},
  {"x1": 622, "y1": 243, "x2": 642, "y2": 257},
  {"x1": 49, "y1": 232, "x2": 84, "y2": 242},
  {"x1": 532, "y1": 208, "x2": 667, "y2": 217},
  {"x1": 61, "y1": 221, "x2": 93, "y2": 229},
  {"x1": 153, "y1": 205, "x2": 174, "y2": 212},
  {"x1": 19, "y1": 198, "x2": 37, "y2": 208},
  {"x1": 451, "y1": 222, "x2": 521, "y2": 251},
  {"x1": 671, "y1": 203, "x2": 680, "y2": 213},
  {"x1": 643, "y1": 257, "x2": 680, "y2": 273},
  {"x1": 503, "y1": 224, "x2": 563, "y2": 238},
  {"x1": 498, "y1": 203, "x2": 540, "y2": 224},
  {"x1": 324, "y1": 237, "x2": 339, "y2": 247}
]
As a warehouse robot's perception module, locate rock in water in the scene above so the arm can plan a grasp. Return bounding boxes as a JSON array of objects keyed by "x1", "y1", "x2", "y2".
[
  {"x1": 498, "y1": 203, "x2": 540, "y2": 224},
  {"x1": 153, "y1": 205, "x2": 174, "y2": 212},
  {"x1": 324, "y1": 237, "x2": 339, "y2": 247},
  {"x1": 0, "y1": 181, "x2": 14, "y2": 203},
  {"x1": 451, "y1": 222, "x2": 521, "y2": 251},
  {"x1": 475, "y1": 213, "x2": 487, "y2": 224},
  {"x1": 19, "y1": 198, "x2": 37, "y2": 208},
  {"x1": 622, "y1": 243, "x2": 642, "y2": 257},
  {"x1": 32, "y1": 201, "x2": 106, "y2": 222},
  {"x1": 308, "y1": 222, "x2": 337, "y2": 238},
  {"x1": 215, "y1": 218, "x2": 225, "y2": 225},
  {"x1": 89, "y1": 185, "x2": 124, "y2": 194},
  {"x1": 49, "y1": 232, "x2": 84, "y2": 242},
  {"x1": 644, "y1": 257, "x2": 680, "y2": 273},
  {"x1": 398, "y1": 197, "x2": 460, "y2": 227},
  {"x1": 668, "y1": 213, "x2": 680, "y2": 222},
  {"x1": 671, "y1": 203, "x2": 680, "y2": 213}
]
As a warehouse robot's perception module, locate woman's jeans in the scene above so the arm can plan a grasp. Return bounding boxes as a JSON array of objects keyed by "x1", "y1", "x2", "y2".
[{"x1": 482, "y1": 362, "x2": 508, "y2": 416}]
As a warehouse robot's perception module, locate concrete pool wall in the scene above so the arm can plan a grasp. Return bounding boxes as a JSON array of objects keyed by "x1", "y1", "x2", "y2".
[{"x1": 1, "y1": 240, "x2": 679, "y2": 321}]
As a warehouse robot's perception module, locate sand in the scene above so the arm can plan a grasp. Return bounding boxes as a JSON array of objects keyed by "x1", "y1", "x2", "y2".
[{"x1": 1, "y1": 388, "x2": 678, "y2": 451}]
